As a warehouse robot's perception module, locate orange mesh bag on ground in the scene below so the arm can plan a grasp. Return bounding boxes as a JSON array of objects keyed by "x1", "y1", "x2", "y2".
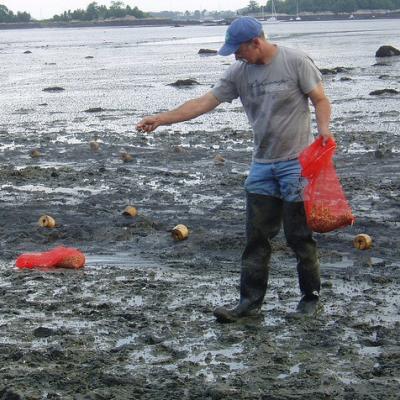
[
  {"x1": 16, "y1": 246, "x2": 85, "y2": 269},
  {"x1": 299, "y1": 136, "x2": 355, "y2": 233}
]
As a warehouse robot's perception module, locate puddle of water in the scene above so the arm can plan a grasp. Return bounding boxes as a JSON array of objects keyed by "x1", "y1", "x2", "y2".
[
  {"x1": 115, "y1": 333, "x2": 139, "y2": 348},
  {"x1": 0, "y1": 183, "x2": 109, "y2": 196},
  {"x1": 86, "y1": 254, "x2": 160, "y2": 269},
  {"x1": 358, "y1": 346, "x2": 382, "y2": 357},
  {"x1": 277, "y1": 363, "x2": 301, "y2": 379}
]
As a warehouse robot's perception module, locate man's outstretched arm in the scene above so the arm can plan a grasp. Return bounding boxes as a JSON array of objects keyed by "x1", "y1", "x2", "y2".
[{"x1": 136, "y1": 91, "x2": 221, "y2": 133}]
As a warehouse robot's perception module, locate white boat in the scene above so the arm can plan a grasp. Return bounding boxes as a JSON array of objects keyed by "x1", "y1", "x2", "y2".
[
  {"x1": 295, "y1": 0, "x2": 302, "y2": 20},
  {"x1": 266, "y1": 0, "x2": 279, "y2": 23}
]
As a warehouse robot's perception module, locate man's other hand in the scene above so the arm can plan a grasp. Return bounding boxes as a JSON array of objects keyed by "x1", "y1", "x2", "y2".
[{"x1": 136, "y1": 116, "x2": 160, "y2": 133}]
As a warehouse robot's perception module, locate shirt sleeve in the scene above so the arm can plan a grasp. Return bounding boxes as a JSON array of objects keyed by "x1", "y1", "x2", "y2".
[
  {"x1": 211, "y1": 64, "x2": 240, "y2": 103},
  {"x1": 297, "y1": 55, "x2": 322, "y2": 94}
]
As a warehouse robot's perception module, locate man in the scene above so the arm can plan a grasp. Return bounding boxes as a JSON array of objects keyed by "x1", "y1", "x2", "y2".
[{"x1": 136, "y1": 16, "x2": 333, "y2": 323}]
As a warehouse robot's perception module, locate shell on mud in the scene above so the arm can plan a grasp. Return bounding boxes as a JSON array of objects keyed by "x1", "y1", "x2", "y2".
[
  {"x1": 122, "y1": 206, "x2": 138, "y2": 217},
  {"x1": 213, "y1": 154, "x2": 225, "y2": 165},
  {"x1": 120, "y1": 152, "x2": 134, "y2": 163},
  {"x1": 171, "y1": 224, "x2": 189, "y2": 241},
  {"x1": 38, "y1": 215, "x2": 56, "y2": 228},
  {"x1": 353, "y1": 234, "x2": 372, "y2": 250},
  {"x1": 30, "y1": 149, "x2": 42, "y2": 158},
  {"x1": 172, "y1": 145, "x2": 187, "y2": 154},
  {"x1": 89, "y1": 141, "x2": 100, "y2": 152}
]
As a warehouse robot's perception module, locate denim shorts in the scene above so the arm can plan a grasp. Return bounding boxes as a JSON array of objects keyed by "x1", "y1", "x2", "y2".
[{"x1": 244, "y1": 158, "x2": 306, "y2": 202}]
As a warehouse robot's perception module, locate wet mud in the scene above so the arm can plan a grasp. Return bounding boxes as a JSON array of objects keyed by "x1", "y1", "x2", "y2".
[{"x1": 0, "y1": 112, "x2": 399, "y2": 399}]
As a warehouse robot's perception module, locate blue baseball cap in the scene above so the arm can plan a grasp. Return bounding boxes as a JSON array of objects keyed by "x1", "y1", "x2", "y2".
[{"x1": 218, "y1": 17, "x2": 263, "y2": 56}]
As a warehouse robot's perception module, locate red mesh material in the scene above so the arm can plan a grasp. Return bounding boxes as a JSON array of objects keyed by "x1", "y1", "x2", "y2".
[
  {"x1": 16, "y1": 246, "x2": 86, "y2": 269},
  {"x1": 299, "y1": 137, "x2": 355, "y2": 233}
]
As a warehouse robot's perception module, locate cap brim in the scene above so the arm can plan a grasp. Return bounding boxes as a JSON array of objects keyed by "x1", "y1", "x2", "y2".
[{"x1": 218, "y1": 42, "x2": 240, "y2": 56}]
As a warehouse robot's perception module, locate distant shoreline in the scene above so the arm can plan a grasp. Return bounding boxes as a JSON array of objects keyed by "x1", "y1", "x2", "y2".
[{"x1": 1, "y1": 12, "x2": 399, "y2": 30}]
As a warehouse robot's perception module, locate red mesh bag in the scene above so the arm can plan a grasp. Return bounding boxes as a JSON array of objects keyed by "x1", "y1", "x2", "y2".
[
  {"x1": 16, "y1": 246, "x2": 85, "y2": 269},
  {"x1": 299, "y1": 137, "x2": 355, "y2": 233}
]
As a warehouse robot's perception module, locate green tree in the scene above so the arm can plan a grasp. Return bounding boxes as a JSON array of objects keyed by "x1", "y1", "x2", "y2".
[
  {"x1": 86, "y1": 2, "x2": 99, "y2": 20},
  {"x1": 70, "y1": 8, "x2": 86, "y2": 20},
  {"x1": 0, "y1": 4, "x2": 13, "y2": 22},
  {"x1": 109, "y1": 1, "x2": 126, "y2": 18},
  {"x1": 248, "y1": 1, "x2": 260, "y2": 12},
  {"x1": 16, "y1": 11, "x2": 31, "y2": 22}
]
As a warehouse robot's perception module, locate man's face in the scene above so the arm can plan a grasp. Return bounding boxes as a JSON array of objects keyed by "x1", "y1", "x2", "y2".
[{"x1": 234, "y1": 39, "x2": 258, "y2": 63}]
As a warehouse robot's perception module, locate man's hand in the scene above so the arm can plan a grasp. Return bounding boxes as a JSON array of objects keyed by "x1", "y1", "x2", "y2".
[
  {"x1": 136, "y1": 115, "x2": 161, "y2": 133},
  {"x1": 318, "y1": 128, "x2": 334, "y2": 145}
]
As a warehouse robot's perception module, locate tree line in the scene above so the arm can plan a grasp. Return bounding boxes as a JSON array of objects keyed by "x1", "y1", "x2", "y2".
[
  {"x1": 0, "y1": 4, "x2": 31, "y2": 22},
  {"x1": 247, "y1": 0, "x2": 400, "y2": 14},
  {"x1": 1, "y1": 0, "x2": 399, "y2": 24},
  {"x1": 52, "y1": 1, "x2": 148, "y2": 22}
]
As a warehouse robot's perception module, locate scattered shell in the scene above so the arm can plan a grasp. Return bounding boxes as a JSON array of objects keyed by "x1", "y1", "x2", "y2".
[
  {"x1": 122, "y1": 206, "x2": 138, "y2": 217},
  {"x1": 213, "y1": 154, "x2": 225, "y2": 165},
  {"x1": 38, "y1": 215, "x2": 56, "y2": 228},
  {"x1": 89, "y1": 141, "x2": 100, "y2": 152},
  {"x1": 353, "y1": 234, "x2": 372, "y2": 250},
  {"x1": 121, "y1": 152, "x2": 134, "y2": 163},
  {"x1": 30, "y1": 149, "x2": 42, "y2": 158},
  {"x1": 171, "y1": 224, "x2": 189, "y2": 241},
  {"x1": 172, "y1": 145, "x2": 187, "y2": 153}
]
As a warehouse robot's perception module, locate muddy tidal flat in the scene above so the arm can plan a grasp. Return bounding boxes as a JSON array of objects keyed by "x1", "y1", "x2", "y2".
[{"x1": 0, "y1": 20, "x2": 400, "y2": 399}]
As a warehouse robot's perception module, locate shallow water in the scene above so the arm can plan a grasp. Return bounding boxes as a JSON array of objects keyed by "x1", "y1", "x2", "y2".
[{"x1": 1, "y1": 19, "x2": 399, "y2": 141}]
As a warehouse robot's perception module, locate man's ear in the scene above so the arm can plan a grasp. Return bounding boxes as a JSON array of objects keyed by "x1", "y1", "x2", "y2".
[{"x1": 252, "y1": 37, "x2": 262, "y2": 48}]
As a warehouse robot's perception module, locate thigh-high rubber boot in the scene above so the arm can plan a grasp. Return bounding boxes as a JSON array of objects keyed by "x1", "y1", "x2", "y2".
[
  {"x1": 214, "y1": 193, "x2": 283, "y2": 323},
  {"x1": 283, "y1": 201, "x2": 322, "y2": 314}
]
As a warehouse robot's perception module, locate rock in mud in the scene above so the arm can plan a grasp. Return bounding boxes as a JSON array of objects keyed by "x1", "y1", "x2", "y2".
[
  {"x1": 0, "y1": 388, "x2": 23, "y2": 400},
  {"x1": 319, "y1": 66, "x2": 352, "y2": 75},
  {"x1": 84, "y1": 107, "x2": 104, "y2": 113},
  {"x1": 373, "y1": 62, "x2": 390, "y2": 66},
  {"x1": 375, "y1": 45, "x2": 400, "y2": 57},
  {"x1": 43, "y1": 86, "x2": 65, "y2": 92},
  {"x1": 375, "y1": 144, "x2": 392, "y2": 158},
  {"x1": 369, "y1": 88, "x2": 398, "y2": 96},
  {"x1": 198, "y1": 48, "x2": 218, "y2": 55},
  {"x1": 168, "y1": 79, "x2": 200, "y2": 87},
  {"x1": 33, "y1": 326, "x2": 55, "y2": 338}
]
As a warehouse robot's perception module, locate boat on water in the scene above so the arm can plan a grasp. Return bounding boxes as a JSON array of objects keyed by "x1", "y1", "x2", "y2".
[{"x1": 266, "y1": 0, "x2": 279, "y2": 23}]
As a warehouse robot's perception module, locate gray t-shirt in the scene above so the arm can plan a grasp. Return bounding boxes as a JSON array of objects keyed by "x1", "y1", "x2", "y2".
[{"x1": 211, "y1": 46, "x2": 322, "y2": 163}]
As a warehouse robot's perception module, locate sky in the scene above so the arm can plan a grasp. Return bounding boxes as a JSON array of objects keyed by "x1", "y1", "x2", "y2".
[{"x1": 2, "y1": 0, "x2": 251, "y2": 19}]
